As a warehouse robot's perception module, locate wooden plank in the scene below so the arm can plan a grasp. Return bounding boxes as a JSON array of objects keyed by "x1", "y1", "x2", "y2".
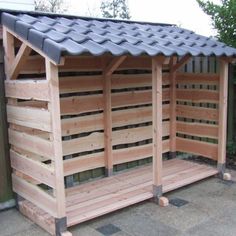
[
  {"x1": 176, "y1": 137, "x2": 218, "y2": 160},
  {"x1": 113, "y1": 122, "x2": 169, "y2": 146},
  {"x1": 62, "y1": 132, "x2": 104, "y2": 156},
  {"x1": 111, "y1": 73, "x2": 170, "y2": 89},
  {"x1": 10, "y1": 150, "x2": 55, "y2": 188},
  {"x1": 12, "y1": 174, "x2": 57, "y2": 217},
  {"x1": 5, "y1": 80, "x2": 50, "y2": 101},
  {"x1": 59, "y1": 75, "x2": 103, "y2": 94},
  {"x1": 176, "y1": 121, "x2": 218, "y2": 138},
  {"x1": 112, "y1": 89, "x2": 169, "y2": 108},
  {"x1": 152, "y1": 57, "x2": 163, "y2": 188},
  {"x1": 8, "y1": 129, "x2": 54, "y2": 159},
  {"x1": 8, "y1": 43, "x2": 32, "y2": 80},
  {"x1": 104, "y1": 56, "x2": 127, "y2": 76},
  {"x1": 61, "y1": 113, "x2": 103, "y2": 136},
  {"x1": 64, "y1": 152, "x2": 105, "y2": 176},
  {"x1": 176, "y1": 89, "x2": 219, "y2": 103},
  {"x1": 60, "y1": 94, "x2": 103, "y2": 115},
  {"x1": 218, "y1": 60, "x2": 228, "y2": 164},
  {"x1": 176, "y1": 104, "x2": 218, "y2": 121},
  {"x1": 19, "y1": 201, "x2": 55, "y2": 235},
  {"x1": 46, "y1": 60, "x2": 66, "y2": 218},
  {"x1": 64, "y1": 140, "x2": 170, "y2": 177},
  {"x1": 7, "y1": 105, "x2": 51, "y2": 132},
  {"x1": 176, "y1": 73, "x2": 219, "y2": 85},
  {"x1": 171, "y1": 55, "x2": 191, "y2": 72}
]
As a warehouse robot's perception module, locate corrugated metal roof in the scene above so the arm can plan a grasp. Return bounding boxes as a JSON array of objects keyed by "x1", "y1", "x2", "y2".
[{"x1": 1, "y1": 11, "x2": 236, "y2": 64}]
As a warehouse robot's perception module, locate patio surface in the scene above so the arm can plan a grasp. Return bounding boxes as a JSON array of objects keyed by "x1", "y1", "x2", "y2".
[{"x1": 0, "y1": 169, "x2": 236, "y2": 236}]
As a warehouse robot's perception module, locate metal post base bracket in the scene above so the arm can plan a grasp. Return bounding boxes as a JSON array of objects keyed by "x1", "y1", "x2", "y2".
[
  {"x1": 105, "y1": 168, "x2": 113, "y2": 177},
  {"x1": 15, "y1": 193, "x2": 24, "y2": 211},
  {"x1": 55, "y1": 217, "x2": 67, "y2": 236},
  {"x1": 217, "y1": 163, "x2": 226, "y2": 179},
  {"x1": 152, "y1": 185, "x2": 163, "y2": 203}
]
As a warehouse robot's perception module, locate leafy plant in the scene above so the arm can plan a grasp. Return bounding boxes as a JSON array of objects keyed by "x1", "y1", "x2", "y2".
[{"x1": 227, "y1": 141, "x2": 236, "y2": 155}]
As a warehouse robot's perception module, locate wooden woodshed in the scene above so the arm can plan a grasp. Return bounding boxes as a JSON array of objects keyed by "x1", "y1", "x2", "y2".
[{"x1": 1, "y1": 10, "x2": 236, "y2": 235}]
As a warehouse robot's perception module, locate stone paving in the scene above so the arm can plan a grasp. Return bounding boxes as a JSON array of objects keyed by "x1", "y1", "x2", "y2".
[{"x1": 0, "y1": 171, "x2": 236, "y2": 236}]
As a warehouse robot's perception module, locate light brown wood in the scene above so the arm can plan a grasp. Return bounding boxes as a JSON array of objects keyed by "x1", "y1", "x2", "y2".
[
  {"x1": 176, "y1": 121, "x2": 218, "y2": 139},
  {"x1": 104, "y1": 56, "x2": 127, "y2": 76},
  {"x1": 60, "y1": 94, "x2": 103, "y2": 115},
  {"x1": 176, "y1": 137, "x2": 218, "y2": 160},
  {"x1": 176, "y1": 73, "x2": 219, "y2": 85},
  {"x1": 8, "y1": 129, "x2": 54, "y2": 158},
  {"x1": 7, "y1": 105, "x2": 52, "y2": 132},
  {"x1": 223, "y1": 173, "x2": 231, "y2": 181},
  {"x1": 10, "y1": 149, "x2": 55, "y2": 188},
  {"x1": 8, "y1": 43, "x2": 32, "y2": 80},
  {"x1": 152, "y1": 57, "x2": 164, "y2": 188},
  {"x1": 3, "y1": 27, "x2": 15, "y2": 78},
  {"x1": 158, "y1": 197, "x2": 169, "y2": 207},
  {"x1": 64, "y1": 159, "x2": 217, "y2": 226},
  {"x1": 169, "y1": 57, "x2": 177, "y2": 153},
  {"x1": 12, "y1": 173, "x2": 57, "y2": 217},
  {"x1": 176, "y1": 104, "x2": 218, "y2": 121},
  {"x1": 46, "y1": 60, "x2": 66, "y2": 218},
  {"x1": 5, "y1": 80, "x2": 50, "y2": 101},
  {"x1": 171, "y1": 55, "x2": 191, "y2": 73},
  {"x1": 176, "y1": 89, "x2": 219, "y2": 103},
  {"x1": 59, "y1": 75, "x2": 103, "y2": 94},
  {"x1": 62, "y1": 132, "x2": 104, "y2": 156},
  {"x1": 218, "y1": 60, "x2": 228, "y2": 164}
]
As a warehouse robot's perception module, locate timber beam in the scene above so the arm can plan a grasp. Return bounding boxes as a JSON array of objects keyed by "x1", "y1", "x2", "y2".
[
  {"x1": 170, "y1": 55, "x2": 191, "y2": 73},
  {"x1": 103, "y1": 56, "x2": 127, "y2": 176}
]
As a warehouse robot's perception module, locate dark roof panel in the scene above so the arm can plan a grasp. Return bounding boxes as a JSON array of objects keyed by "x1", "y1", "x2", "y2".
[{"x1": 1, "y1": 11, "x2": 236, "y2": 64}]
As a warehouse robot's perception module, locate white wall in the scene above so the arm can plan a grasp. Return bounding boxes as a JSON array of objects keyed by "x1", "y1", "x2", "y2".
[{"x1": 0, "y1": 0, "x2": 35, "y2": 11}]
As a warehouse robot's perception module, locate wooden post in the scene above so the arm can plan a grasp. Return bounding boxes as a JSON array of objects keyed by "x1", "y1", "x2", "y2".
[
  {"x1": 103, "y1": 72, "x2": 113, "y2": 176},
  {"x1": 45, "y1": 59, "x2": 66, "y2": 220},
  {"x1": 169, "y1": 57, "x2": 177, "y2": 159},
  {"x1": 217, "y1": 59, "x2": 229, "y2": 177},
  {"x1": 152, "y1": 57, "x2": 164, "y2": 198},
  {"x1": 103, "y1": 56, "x2": 126, "y2": 176}
]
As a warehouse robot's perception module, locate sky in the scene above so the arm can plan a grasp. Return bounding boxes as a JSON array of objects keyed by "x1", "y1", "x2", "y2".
[{"x1": 66, "y1": 0, "x2": 222, "y2": 37}]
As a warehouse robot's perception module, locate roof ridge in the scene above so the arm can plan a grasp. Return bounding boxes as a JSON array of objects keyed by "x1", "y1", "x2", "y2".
[{"x1": 0, "y1": 8, "x2": 174, "y2": 27}]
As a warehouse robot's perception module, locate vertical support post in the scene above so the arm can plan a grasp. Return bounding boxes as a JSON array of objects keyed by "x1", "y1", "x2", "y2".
[
  {"x1": 46, "y1": 60, "x2": 66, "y2": 224},
  {"x1": 169, "y1": 57, "x2": 177, "y2": 159},
  {"x1": 152, "y1": 57, "x2": 164, "y2": 198},
  {"x1": 217, "y1": 59, "x2": 229, "y2": 177},
  {"x1": 103, "y1": 72, "x2": 113, "y2": 176}
]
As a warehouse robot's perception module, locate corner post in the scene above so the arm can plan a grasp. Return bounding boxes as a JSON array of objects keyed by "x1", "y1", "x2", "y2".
[
  {"x1": 46, "y1": 59, "x2": 67, "y2": 234},
  {"x1": 152, "y1": 56, "x2": 164, "y2": 200},
  {"x1": 169, "y1": 57, "x2": 177, "y2": 159},
  {"x1": 217, "y1": 59, "x2": 228, "y2": 178}
]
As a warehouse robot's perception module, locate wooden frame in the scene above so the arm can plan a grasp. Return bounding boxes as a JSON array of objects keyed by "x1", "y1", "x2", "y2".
[{"x1": 2, "y1": 25, "x2": 230, "y2": 235}]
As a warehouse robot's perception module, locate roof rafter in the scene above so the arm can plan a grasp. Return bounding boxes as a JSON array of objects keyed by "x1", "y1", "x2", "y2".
[{"x1": 9, "y1": 43, "x2": 32, "y2": 80}]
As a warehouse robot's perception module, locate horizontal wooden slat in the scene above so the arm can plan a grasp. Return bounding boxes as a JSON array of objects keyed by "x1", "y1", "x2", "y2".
[
  {"x1": 176, "y1": 137, "x2": 218, "y2": 160},
  {"x1": 176, "y1": 104, "x2": 218, "y2": 121},
  {"x1": 176, "y1": 73, "x2": 219, "y2": 85},
  {"x1": 60, "y1": 94, "x2": 103, "y2": 115},
  {"x1": 10, "y1": 150, "x2": 55, "y2": 188},
  {"x1": 113, "y1": 122, "x2": 169, "y2": 146},
  {"x1": 12, "y1": 174, "x2": 57, "y2": 217},
  {"x1": 176, "y1": 89, "x2": 219, "y2": 103},
  {"x1": 112, "y1": 89, "x2": 169, "y2": 108},
  {"x1": 62, "y1": 132, "x2": 104, "y2": 156},
  {"x1": 63, "y1": 140, "x2": 170, "y2": 176},
  {"x1": 176, "y1": 121, "x2": 218, "y2": 139},
  {"x1": 5, "y1": 80, "x2": 49, "y2": 101},
  {"x1": 9, "y1": 129, "x2": 54, "y2": 159},
  {"x1": 7, "y1": 105, "x2": 51, "y2": 132},
  {"x1": 64, "y1": 152, "x2": 105, "y2": 176},
  {"x1": 59, "y1": 75, "x2": 103, "y2": 94}
]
